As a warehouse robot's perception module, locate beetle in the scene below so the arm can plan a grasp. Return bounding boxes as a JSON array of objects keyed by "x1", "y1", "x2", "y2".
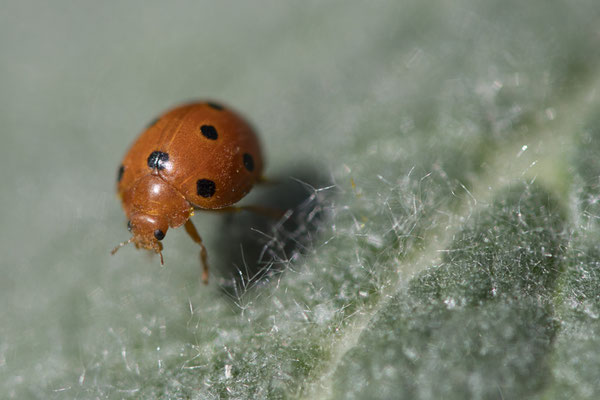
[{"x1": 112, "y1": 101, "x2": 266, "y2": 283}]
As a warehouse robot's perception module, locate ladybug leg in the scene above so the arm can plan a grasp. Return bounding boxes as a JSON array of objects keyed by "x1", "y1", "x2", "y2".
[
  {"x1": 256, "y1": 176, "x2": 279, "y2": 185},
  {"x1": 205, "y1": 205, "x2": 286, "y2": 219},
  {"x1": 184, "y1": 219, "x2": 209, "y2": 284}
]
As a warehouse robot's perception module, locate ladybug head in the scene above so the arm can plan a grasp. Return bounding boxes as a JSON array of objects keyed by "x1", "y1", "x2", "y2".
[{"x1": 111, "y1": 213, "x2": 169, "y2": 264}]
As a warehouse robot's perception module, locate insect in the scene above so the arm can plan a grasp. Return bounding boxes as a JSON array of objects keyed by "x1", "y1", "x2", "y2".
[{"x1": 112, "y1": 101, "x2": 265, "y2": 283}]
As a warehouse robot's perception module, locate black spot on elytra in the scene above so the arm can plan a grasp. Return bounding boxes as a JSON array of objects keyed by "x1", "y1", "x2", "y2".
[
  {"x1": 206, "y1": 102, "x2": 224, "y2": 110},
  {"x1": 243, "y1": 153, "x2": 254, "y2": 172},
  {"x1": 117, "y1": 165, "x2": 125, "y2": 182},
  {"x1": 147, "y1": 151, "x2": 169, "y2": 170},
  {"x1": 154, "y1": 229, "x2": 165, "y2": 240},
  {"x1": 197, "y1": 179, "x2": 216, "y2": 198},
  {"x1": 127, "y1": 220, "x2": 132, "y2": 231},
  {"x1": 200, "y1": 125, "x2": 218, "y2": 140}
]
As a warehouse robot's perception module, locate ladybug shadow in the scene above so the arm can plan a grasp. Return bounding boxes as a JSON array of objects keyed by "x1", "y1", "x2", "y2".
[{"x1": 213, "y1": 167, "x2": 331, "y2": 298}]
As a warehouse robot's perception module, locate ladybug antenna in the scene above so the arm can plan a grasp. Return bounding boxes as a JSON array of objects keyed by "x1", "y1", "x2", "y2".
[
  {"x1": 111, "y1": 237, "x2": 133, "y2": 255},
  {"x1": 158, "y1": 250, "x2": 164, "y2": 265}
]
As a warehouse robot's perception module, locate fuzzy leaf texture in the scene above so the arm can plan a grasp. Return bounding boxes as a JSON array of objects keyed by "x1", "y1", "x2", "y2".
[{"x1": 1, "y1": 0, "x2": 600, "y2": 399}]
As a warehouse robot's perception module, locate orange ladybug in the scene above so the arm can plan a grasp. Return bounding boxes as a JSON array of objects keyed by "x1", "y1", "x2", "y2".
[{"x1": 113, "y1": 101, "x2": 264, "y2": 283}]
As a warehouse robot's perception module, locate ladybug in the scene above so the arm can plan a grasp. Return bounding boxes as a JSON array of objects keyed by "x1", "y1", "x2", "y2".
[{"x1": 112, "y1": 101, "x2": 264, "y2": 283}]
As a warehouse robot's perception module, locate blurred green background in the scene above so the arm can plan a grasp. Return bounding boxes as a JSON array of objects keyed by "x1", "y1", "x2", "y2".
[{"x1": 2, "y1": 0, "x2": 600, "y2": 399}]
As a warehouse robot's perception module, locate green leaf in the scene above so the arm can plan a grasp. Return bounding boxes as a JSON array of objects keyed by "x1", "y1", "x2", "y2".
[
  {"x1": 2, "y1": 1, "x2": 600, "y2": 399},
  {"x1": 331, "y1": 183, "x2": 566, "y2": 399}
]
